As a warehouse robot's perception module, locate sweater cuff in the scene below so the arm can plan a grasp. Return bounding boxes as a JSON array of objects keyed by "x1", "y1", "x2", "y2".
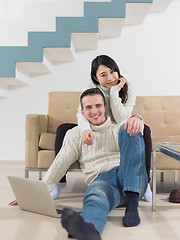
[
  {"x1": 130, "y1": 113, "x2": 142, "y2": 120},
  {"x1": 110, "y1": 85, "x2": 121, "y2": 94}
]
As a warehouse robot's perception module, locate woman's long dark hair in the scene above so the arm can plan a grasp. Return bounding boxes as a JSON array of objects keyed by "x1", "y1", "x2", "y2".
[{"x1": 91, "y1": 55, "x2": 128, "y2": 103}]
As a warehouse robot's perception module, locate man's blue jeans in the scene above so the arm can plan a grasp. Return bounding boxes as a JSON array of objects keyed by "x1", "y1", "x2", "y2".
[{"x1": 80, "y1": 125, "x2": 148, "y2": 234}]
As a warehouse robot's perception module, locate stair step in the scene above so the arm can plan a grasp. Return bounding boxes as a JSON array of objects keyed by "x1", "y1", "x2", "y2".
[
  {"x1": 125, "y1": 3, "x2": 152, "y2": 25},
  {"x1": 44, "y1": 47, "x2": 75, "y2": 65},
  {"x1": 99, "y1": 18, "x2": 125, "y2": 39},
  {"x1": 0, "y1": 77, "x2": 29, "y2": 90},
  {"x1": 71, "y1": 33, "x2": 98, "y2": 52},
  {"x1": 150, "y1": 0, "x2": 172, "y2": 13},
  {"x1": 16, "y1": 62, "x2": 51, "y2": 77}
]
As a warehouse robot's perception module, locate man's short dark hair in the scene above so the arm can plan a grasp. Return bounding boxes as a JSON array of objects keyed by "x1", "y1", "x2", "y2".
[{"x1": 80, "y1": 88, "x2": 106, "y2": 109}]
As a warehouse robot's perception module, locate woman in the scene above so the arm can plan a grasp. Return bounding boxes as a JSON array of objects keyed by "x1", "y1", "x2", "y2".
[{"x1": 51, "y1": 55, "x2": 152, "y2": 202}]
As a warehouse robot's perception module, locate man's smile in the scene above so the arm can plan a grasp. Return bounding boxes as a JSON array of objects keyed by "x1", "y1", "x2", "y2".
[{"x1": 91, "y1": 115, "x2": 100, "y2": 119}]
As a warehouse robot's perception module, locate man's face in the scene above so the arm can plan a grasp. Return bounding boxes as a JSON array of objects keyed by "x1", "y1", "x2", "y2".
[{"x1": 81, "y1": 94, "x2": 107, "y2": 126}]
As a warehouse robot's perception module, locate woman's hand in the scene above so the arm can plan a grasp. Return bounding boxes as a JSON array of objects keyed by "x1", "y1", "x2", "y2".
[
  {"x1": 117, "y1": 77, "x2": 126, "y2": 89},
  {"x1": 82, "y1": 130, "x2": 93, "y2": 145}
]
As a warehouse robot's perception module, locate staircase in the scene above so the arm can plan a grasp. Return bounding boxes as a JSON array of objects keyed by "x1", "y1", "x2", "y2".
[{"x1": 0, "y1": 0, "x2": 173, "y2": 99}]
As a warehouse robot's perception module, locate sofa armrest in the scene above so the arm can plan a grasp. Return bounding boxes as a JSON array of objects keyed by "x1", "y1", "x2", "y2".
[{"x1": 25, "y1": 114, "x2": 48, "y2": 168}]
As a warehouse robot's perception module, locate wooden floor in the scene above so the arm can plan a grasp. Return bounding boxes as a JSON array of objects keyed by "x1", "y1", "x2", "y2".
[{"x1": 0, "y1": 161, "x2": 180, "y2": 240}]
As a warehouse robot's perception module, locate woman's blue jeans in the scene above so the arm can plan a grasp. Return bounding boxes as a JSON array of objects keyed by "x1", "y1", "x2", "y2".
[{"x1": 80, "y1": 125, "x2": 148, "y2": 234}]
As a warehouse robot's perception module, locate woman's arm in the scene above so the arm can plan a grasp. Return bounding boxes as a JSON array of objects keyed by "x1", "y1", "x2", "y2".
[
  {"x1": 76, "y1": 108, "x2": 93, "y2": 145},
  {"x1": 76, "y1": 82, "x2": 97, "y2": 132},
  {"x1": 110, "y1": 82, "x2": 136, "y2": 124},
  {"x1": 76, "y1": 105, "x2": 91, "y2": 132}
]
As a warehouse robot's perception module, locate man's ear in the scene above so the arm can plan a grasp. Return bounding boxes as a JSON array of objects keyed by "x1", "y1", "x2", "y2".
[
  {"x1": 105, "y1": 104, "x2": 107, "y2": 112},
  {"x1": 81, "y1": 108, "x2": 84, "y2": 115}
]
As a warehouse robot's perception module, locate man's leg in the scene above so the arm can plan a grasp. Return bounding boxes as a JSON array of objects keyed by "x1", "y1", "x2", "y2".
[
  {"x1": 61, "y1": 171, "x2": 121, "y2": 239},
  {"x1": 81, "y1": 179, "x2": 120, "y2": 234},
  {"x1": 61, "y1": 208, "x2": 101, "y2": 240},
  {"x1": 118, "y1": 125, "x2": 148, "y2": 227}
]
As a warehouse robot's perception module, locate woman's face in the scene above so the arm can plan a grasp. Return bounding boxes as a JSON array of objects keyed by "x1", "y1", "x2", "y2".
[{"x1": 95, "y1": 65, "x2": 119, "y2": 88}]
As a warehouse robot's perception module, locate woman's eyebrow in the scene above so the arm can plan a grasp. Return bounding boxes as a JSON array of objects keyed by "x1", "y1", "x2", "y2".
[{"x1": 99, "y1": 71, "x2": 106, "y2": 76}]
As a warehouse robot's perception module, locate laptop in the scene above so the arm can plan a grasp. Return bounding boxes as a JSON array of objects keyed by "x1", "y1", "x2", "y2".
[{"x1": 8, "y1": 175, "x2": 80, "y2": 218}]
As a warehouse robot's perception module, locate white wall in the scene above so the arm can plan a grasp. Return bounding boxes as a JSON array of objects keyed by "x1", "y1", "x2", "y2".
[
  {"x1": 0, "y1": 0, "x2": 180, "y2": 160},
  {"x1": 0, "y1": 0, "x2": 110, "y2": 45}
]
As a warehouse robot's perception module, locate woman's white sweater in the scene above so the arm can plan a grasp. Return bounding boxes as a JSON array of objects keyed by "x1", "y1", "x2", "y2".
[{"x1": 43, "y1": 117, "x2": 122, "y2": 192}]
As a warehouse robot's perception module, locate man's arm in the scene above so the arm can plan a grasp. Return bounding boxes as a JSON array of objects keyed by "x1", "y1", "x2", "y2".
[
  {"x1": 124, "y1": 116, "x2": 143, "y2": 136},
  {"x1": 43, "y1": 128, "x2": 81, "y2": 192}
]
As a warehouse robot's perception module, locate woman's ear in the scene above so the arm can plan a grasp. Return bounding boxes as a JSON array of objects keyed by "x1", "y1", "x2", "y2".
[{"x1": 93, "y1": 76, "x2": 99, "y2": 83}]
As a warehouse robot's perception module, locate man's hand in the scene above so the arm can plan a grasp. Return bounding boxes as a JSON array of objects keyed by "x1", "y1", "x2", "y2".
[
  {"x1": 82, "y1": 130, "x2": 93, "y2": 145},
  {"x1": 124, "y1": 117, "x2": 142, "y2": 136}
]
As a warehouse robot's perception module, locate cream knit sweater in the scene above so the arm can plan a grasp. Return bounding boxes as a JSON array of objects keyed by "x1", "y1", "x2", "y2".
[{"x1": 43, "y1": 117, "x2": 122, "y2": 192}]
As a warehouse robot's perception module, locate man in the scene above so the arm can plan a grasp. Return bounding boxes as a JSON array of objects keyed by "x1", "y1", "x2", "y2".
[{"x1": 43, "y1": 88, "x2": 148, "y2": 240}]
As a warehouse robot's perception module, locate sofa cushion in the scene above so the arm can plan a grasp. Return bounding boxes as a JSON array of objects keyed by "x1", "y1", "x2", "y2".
[
  {"x1": 38, "y1": 150, "x2": 80, "y2": 169},
  {"x1": 47, "y1": 91, "x2": 81, "y2": 134},
  {"x1": 38, "y1": 150, "x2": 55, "y2": 168},
  {"x1": 39, "y1": 132, "x2": 56, "y2": 150},
  {"x1": 132, "y1": 96, "x2": 180, "y2": 139},
  {"x1": 155, "y1": 152, "x2": 180, "y2": 170}
]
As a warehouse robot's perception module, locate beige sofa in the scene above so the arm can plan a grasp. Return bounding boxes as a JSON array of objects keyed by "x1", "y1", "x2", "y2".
[
  {"x1": 132, "y1": 96, "x2": 180, "y2": 183},
  {"x1": 25, "y1": 92, "x2": 180, "y2": 179}
]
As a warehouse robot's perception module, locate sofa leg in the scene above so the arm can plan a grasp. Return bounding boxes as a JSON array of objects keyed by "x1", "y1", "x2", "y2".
[
  {"x1": 39, "y1": 171, "x2": 42, "y2": 180},
  {"x1": 174, "y1": 170, "x2": 179, "y2": 188},
  {"x1": 25, "y1": 169, "x2": 29, "y2": 178},
  {"x1": 160, "y1": 172, "x2": 164, "y2": 182}
]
